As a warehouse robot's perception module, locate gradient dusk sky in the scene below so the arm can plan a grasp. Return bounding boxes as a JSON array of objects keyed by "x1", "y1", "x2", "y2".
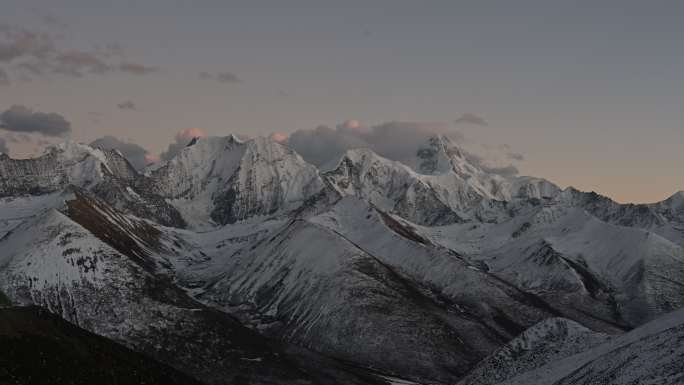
[{"x1": 1, "y1": 0, "x2": 682, "y2": 203}]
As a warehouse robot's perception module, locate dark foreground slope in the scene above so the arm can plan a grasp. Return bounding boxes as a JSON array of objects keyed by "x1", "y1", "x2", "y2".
[{"x1": 0, "y1": 306, "x2": 206, "y2": 385}]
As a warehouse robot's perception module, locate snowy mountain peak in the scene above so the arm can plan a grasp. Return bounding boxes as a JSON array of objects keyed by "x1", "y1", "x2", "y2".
[
  {"x1": 414, "y1": 135, "x2": 456, "y2": 175},
  {"x1": 47, "y1": 141, "x2": 109, "y2": 163},
  {"x1": 152, "y1": 135, "x2": 247, "y2": 196},
  {"x1": 153, "y1": 135, "x2": 313, "y2": 188},
  {"x1": 431, "y1": 134, "x2": 468, "y2": 159},
  {"x1": 148, "y1": 135, "x2": 324, "y2": 227},
  {"x1": 393, "y1": 134, "x2": 462, "y2": 176}
]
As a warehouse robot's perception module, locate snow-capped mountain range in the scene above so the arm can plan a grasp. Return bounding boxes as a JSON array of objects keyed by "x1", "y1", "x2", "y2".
[{"x1": 1, "y1": 134, "x2": 682, "y2": 385}]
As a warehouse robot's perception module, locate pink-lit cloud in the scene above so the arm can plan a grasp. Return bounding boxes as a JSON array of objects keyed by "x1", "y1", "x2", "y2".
[
  {"x1": 160, "y1": 127, "x2": 207, "y2": 161},
  {"x1": 176, "y1": 127, "x2": 206, "y2": 141},
  {"x1": 269, "y1": 132, "x2": 288, "y2": 143},
  {"x1": 340, "y1": 119, "x2": 362, "y2": 130}
]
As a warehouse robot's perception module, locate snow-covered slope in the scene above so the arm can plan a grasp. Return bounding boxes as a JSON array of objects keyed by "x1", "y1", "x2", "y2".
[
  {"x1": 173, "y1": 218, "x2": 488, "y2": 383},
  {"x1": 0, "y1": 192, "x2": 66, "y2": 237},
  {"x1": 458, "y1": 318, "x2": 609, "y2": 385},
  {"x1": 166, "y1": 196, "x2": 571, "y2": 383},
  {"x1": 476, "y1": 308, "x2": 684, "y2": 385},
  {"x1": 324, "y1": 136, "x2": 563, "y2": 226},
  {"x1": 0, "y1": 191, "x2": 319, "y2": 385},
  {"x1": 557, "y1": 188, "x2": 684, "y2": 247},
  {"x1": 415, "y1": 199, "x2": 684, "y2": 329}
]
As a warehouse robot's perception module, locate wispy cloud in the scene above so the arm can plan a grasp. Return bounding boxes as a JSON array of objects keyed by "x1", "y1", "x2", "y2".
[
  {"x1": 285, "y1": 119, "x2": 523, "y2": 177},
  {"x1": 454, "y1": 113, "x2": 488, "y2": 127},
  {"x1": 462, "y1": 151, "x2": 519, "y2": 177},
  {"x1": 119, "y1": 62, "x2": 158, "y2": 75},
  {"x1": 0, "y1": 21, "x2": 158, "y2": 81},
  {"x1": 87, "y1": 111, "x2": 103, "y2": 124},
  {"x1": 117, "y1": 100, "x2": 137, "y2": 110},
  {"x1": 199, "y1": 71, "x2": 241, "y2": 84},
  {"x1": 53, "y1": 50, "x2": 110, "y2": 76},
  {"x1": 0, "y1": 23, "x2": 55, "y2": 63},
  {"x1": 286, "y1": 120, "x2": 462, "y2": 167}
]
